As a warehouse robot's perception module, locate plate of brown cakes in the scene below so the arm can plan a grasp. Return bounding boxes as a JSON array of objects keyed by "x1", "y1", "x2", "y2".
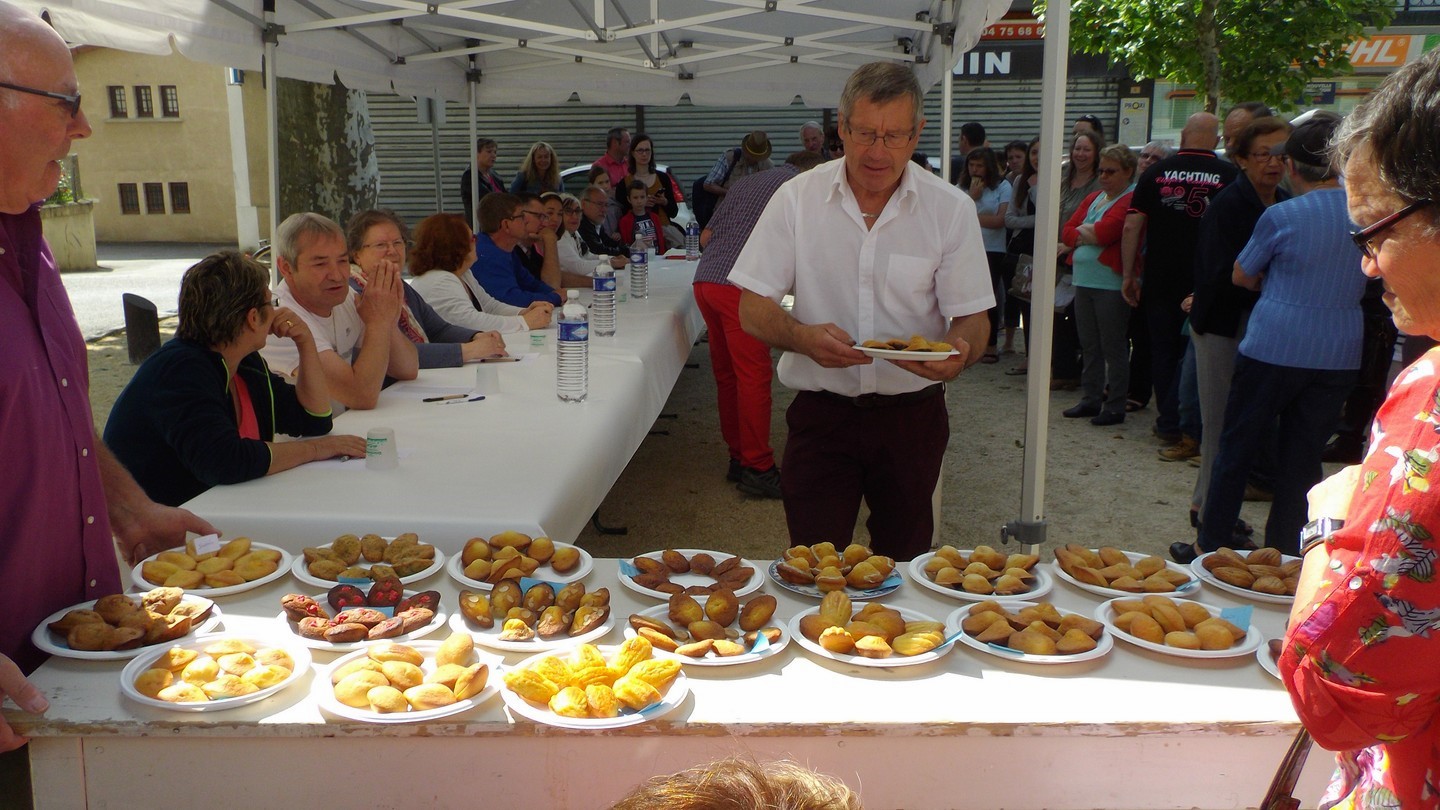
[
  {"x1": 291, "y1": 533, "x2": 445, "y2": 589},
  {"x1": 618, "y1": 549, "x2": 762, "y2": 600},
  {"x1": 33, "y1": 589, "x2": 221, "y2": 661}
]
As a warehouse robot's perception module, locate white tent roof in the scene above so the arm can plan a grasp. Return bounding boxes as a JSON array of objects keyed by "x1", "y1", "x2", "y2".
[{"x1": 31, "y1": 0, "x2": 1011, "y2": 105}]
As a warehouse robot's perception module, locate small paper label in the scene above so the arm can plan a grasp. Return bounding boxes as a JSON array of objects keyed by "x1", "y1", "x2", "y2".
[
  {"x1": 192, "y1": 534, "x2": 222, "y2": 556},
  {"x1": 618, "y1": 560, "x2": 641, "y2": 577},
  {"x1": 1220, "y1": 605, "x2": 1253, "y2": 629}
]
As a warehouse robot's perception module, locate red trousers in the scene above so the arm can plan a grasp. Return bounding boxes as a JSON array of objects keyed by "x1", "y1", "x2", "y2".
[{"x1": 693, "y1": 282, "x2": 775, "y2": 471}]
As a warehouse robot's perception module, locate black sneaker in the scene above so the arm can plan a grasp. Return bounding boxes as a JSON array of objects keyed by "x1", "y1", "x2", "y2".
[
  {"x1": 737, "y1": 466, "x2": 782, "y2": 499},
  {"x1": 727, "y1": 459, "x2": 742, "y2": 483},
  {"x1": 1169, "y1": 541, "x2": 1199, "y2": 564}
]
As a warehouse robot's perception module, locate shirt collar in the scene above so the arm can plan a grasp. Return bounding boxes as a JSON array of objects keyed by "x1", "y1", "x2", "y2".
[{"x1": 824, "y1": 160, "x2": 921, "y2": 216}]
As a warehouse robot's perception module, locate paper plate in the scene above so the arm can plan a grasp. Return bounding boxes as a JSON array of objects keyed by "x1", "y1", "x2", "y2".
[
  {"x1": 622, "y1": 604, "x2": 790, "y2": 667},
  {"x1": 1257, "y1": 641, "x2": 1283, "y2": 681},
  {"x1": 1190, "y1": 550, "x2": 1301, "y2": 606},
  {"x1": 945, "y1": 601, "x2": 1113, "y2": 665},
  {"x1": 120, "y1": 633, "x2": 312, "y2": 712},
  {"x1": 131, "y1": 543, "x2": 293, "y2": 598},
  {"x1": 499, "y1": 645, "x2": 689, "y2": 729},
  {"x1": 767, "y1": 560, "x2": 902, "y2": 600},
  {"x1": 447, "y1": 607, "x2": 614, "y2": 652},
  {"x1": 787, "y1": 604, "x2": 953, "y2": 668},
  {"x1": 1051, "y1": 549, "x2": 1202, "y2": 600},
  {"x1": 446, "y1": 543, "x2": 593, "y2": 592},
  {"x1": 276, "y1": 591, "x2": 446, "y2": 652},
  {"x1": 908, "y1": 552, "x2": 1054, "y2": 602},
  {"x1": 1094, "y1": 597, "x2": 1262, "y2": 660},
  {"x1": 32, "y1": 594, "x2": 221, "y2": 661},
  {"x1": 618, "y1": 550, "x2": 762, "y2": 600},
  {"x1": 315, "y1": 641, "x2": 502, "y2": 724},
  {"x1": 853, "y1": 345, "x2": 959, "y2": 361},
  {"x1": 291, "y1": 542, "x2": 445, "y2": 589}
]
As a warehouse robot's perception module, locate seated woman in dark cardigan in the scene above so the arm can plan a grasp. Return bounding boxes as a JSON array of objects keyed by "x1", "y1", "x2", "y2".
[{"x1": 104, "y1": 251, "x2": 366, "y2": 507}]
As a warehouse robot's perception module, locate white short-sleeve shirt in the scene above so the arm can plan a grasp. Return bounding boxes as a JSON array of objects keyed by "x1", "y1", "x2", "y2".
[
  {"x1": 728, "y1": 159, "x2": 993, "y2": 396},
  {"x1": 261, "y1": 278, "x2": 366, "y2": 378}
]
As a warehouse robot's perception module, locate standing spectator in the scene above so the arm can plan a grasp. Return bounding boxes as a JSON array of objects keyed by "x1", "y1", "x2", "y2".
[
  {"x1": 694, "y1": 152, "x2": 825, "y2": 499},
  {"x1": 1052, "y1": 129, "x2": 1105, "y2": 389},
  {"x1": 1002, "y1": 140, "x2": 1028, "y2": 184},
  {"x1": 469, "y1": 193, "x2": 562, "y2": 308},
  {"x1": 618, "y1": 180, "x2": 667, "y2": 252},
  {"x1": 1138, "y1": 140, "x2": 1175, "y2": 173},
  {"x1": 459, "y1": 137, "x2": 505, "y2": 228},
  {"x1": 731, "y1": 62, "x2": 993, "y2": 561},
  {"x1": 949, "y1": 121, "x2": 987, "y2": 183},
  {"x1": 1072, "y1": 113, "x2": 1105, "y2": 141},
  {"x1": 958, "y1": 146, "x2": 1011, "y2": 363},
  {"x1": 1183, "y1": 115, "x2": 1362, "y2": 560},
  {"x1": 1125, "y1": 140, "x2": 1176, "y2": 413},
  {"x1": 1221, "y1": 102, "x2": 1273, "y2": 161},
  {"x1": 509, "y1": 141, "x2": 562, "y2": 195},
  {"x1": 619, "y1": 134, "x2": 685, "y2": 248},
  {"x1": 592, "y1": 126, "x2": 631, "y2": 187},
  {"x1": 1003, "y1": 137, "x2": 1040, "y2": 375},
  {"x1": 1323, "y1": 277, "x2": 1397, "y2": 463},
  {"x1": 1121, "y1": 112, "x2": 1238, "y2": 443},
  {"x1": 800, "y1": 121, "x2": 826, "y2": 156},
  {"x1": 702, "y1": 131, "x2": 774, "y2": 200},
  {"x1": 1060, "y1": 144, "x2": 1138, "y2": 425},
  {"x1": 823, "y1": 123, "x2": 844, "y2": 159}
]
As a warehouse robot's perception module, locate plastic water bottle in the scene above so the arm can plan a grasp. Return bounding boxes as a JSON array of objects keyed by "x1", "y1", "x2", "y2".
[
  {"x1": 684, "y1": 220, "x2": 700, "y2": 261},
  {"x1": 556, "y1": 290, "x2": 588, "y2": 402},
  {"x1": 629, "y1": 236, "x2": 649, "y2": 300},
  {"x1": 592, "y1": 264, "x2": 616, "y2": 337}
]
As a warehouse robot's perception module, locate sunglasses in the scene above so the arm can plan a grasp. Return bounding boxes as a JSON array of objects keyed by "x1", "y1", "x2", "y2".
[
  {"x1": 1351, "y1": 199, "x2": 1432, "y2": 260},
  {"x1": 0, "y1": 80, "x2": 82, "y2": 117}
]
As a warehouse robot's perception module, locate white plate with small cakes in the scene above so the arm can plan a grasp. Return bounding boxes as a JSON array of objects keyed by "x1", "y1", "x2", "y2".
[
  {"x1": 315, "y1": 640, "x2": 502, "y2": 724},
  {"x1": 276, "y1": 591, "x2": 447, "y2": 652},
  {"x1": 120, "y1": 633, "x2": 311, "y2": 711},
  {"x1": 619, "y1": 549, "x2": 763, "y2": 600},
  {"x1": 1190, "y1": 548, "x2": 1302, "y2": 606},
  {"x1": 447, "y1": 607, "x2": 614, "y2": 653},
  {"x1": 1095, "y1": 597, "x2": 1262, "y2": 660},
  {"x1": 622, "y1": 604, "x2": 790, "y2": 667},
  {"x1": 33, "y1": 593, "x2": 221, "y2": 661},
  {"x1": 908, "y1": 552, "x2": 1055, "y2": 603},
  {"x1": 946, "y1": 601, "x2": 1113, "y2": 665},
  {"x1": 499, "y1": 644, "x2": 690, "y2": 730},
  {"x1": 291, "y1": 536, "x2": 445, "y2": 589},
  {"x1": 1051, "y1": 549, "x2": 1200, "y2": 600},
  {"x1": 852, "y1": 345, "x2": 959, "y2": 361},
  {"x1": 767, "y1": 561, "x2": 902, "y2": 601},
  {"x1": 445, "y1": 540, "x2": 593, "y2": 592},
  {"x1": 131, "y1": 542, "x2": 292, "y2": 598},
  {"x1": 788, "y1": 604, "x2": 954, "y2": 668}
]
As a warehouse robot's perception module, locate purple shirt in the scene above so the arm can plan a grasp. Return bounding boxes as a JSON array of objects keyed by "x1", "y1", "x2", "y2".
[
  {"x1": 693, "y1": 164, "x2": 799, "y2": 287},
  {"x1": 0, "y1": 206, "x2": 120, "y2": 674}
]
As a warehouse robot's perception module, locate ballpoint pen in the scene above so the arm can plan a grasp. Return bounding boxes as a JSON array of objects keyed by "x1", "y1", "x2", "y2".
[
  {"x1": 444, "y1": 396, "x2": 486, "y2": 404},
  {"x1": 422, "y1": 394, "x2": 467, "y2": 402}
]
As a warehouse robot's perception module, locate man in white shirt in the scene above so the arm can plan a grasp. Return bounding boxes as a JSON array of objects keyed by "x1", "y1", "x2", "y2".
[
  {"x1": 730, "y1": 62, "x2": 992, "y2": 560},
  {"x1": 261, "y1": 212, "x2": 418, "y2": 410}
]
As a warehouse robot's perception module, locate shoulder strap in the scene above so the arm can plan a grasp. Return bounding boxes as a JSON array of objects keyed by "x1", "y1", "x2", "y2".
[{"x1": 720, "y1": 148, "x2": 742, "y2": 185}]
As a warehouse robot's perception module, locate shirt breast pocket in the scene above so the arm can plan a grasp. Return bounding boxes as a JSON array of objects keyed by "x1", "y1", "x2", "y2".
[{"x1": 881, "y1": 254, "x2": 936, "y2": 304}]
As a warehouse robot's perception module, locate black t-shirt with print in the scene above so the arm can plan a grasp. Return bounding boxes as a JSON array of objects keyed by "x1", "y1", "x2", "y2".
[{"x1": 1128, "y1": 149, "x2": 1238, "y2": 305}]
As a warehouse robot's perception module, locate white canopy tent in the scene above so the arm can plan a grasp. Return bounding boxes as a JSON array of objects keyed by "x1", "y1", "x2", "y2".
[{"x1": 27, "y1": 0, "x2": 1073, "y2": 548}]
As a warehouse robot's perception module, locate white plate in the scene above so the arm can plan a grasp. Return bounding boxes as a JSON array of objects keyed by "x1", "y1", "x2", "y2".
[
  {"x1": 131, "y1": 543, "x2": 293, "y2": 598},
  {"x1": 853, "y1": 345, "x2": 959, "y2": 361},
  {"x1": 446, "y1": 543, "x2": 593, "y2": 591},
  {"x1": 291, "y1": 542, "x2": 445, "y2": 589},
  {"x1": 945, "y1": 601, "x2": 1113, "y2": 665},
  {"x1": 767, "y1": 560, "x2": 902, "y2": 601},
  {"x1": 787, "y1": 604, "x2": 953, "y2": 668},
  {"x1": 32, "y1": 594, "x2": 221, "y2": 661},
  {"x1": 1051, "y1": 549, "x2": 1202, "y2": 600},
  {"x1": 500, "y1": 644, "x2": 689, "y2": 729},
  {"x1": 1190, "y1": 550, "x2": 1301, "y2": 606},
  {"x1": 119, "y1": 633, "x2": 312, "y2": 712},
  {"x1": 621, "y1": 604, "x2": 790, "y2": 667},
  {"x1": 1258, "y1": 641, "x2": 1282, "y2": 681},
  {"x1": 276, "y1": 591, "x2": 447, "y2": 652},
  {"x1": 618, "y1": 550, "x2": 763, "y2": 600},
  {"x1": 907, "y1": 552, "x2": 1055, "y2": 602},
  {"x1": 447, "y1": 607, "x2": 614, "y2": 652},
  {"x1": 1094, "y1": 597, "x2": 1263, "y2": 660},
  {"x1": 314, "y1": 641, "x2": 502, "y2": 724}
]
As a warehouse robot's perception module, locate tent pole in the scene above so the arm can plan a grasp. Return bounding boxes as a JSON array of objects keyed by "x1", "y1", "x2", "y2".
[
  {"x1": 940, "y1": 51, "x2": 953, "y2": 184},
  {"x1": 430, "y1": 100, "x2": 443, "y2": 213},
  {"x1": 263, "y1": 3, "x2": 280, "y2": 284},
  {"x1": 468, "y1": 56, "x2": 479, "y2": 234},
  {"x1": 1001, "y1": 0, "x2": 1070, "y2": 552}
]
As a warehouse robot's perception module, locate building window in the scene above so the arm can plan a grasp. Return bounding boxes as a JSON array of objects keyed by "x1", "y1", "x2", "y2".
[
  {"x1": 143, "y1": 183, "x2": 165, "y2": 214},
  {"x1": 134, "y1": 86, "x2": 153, "y2": 118},
  {"x1": 107, "y1": 86, "x2": 127, "y2": 118},
  {"x1": 160, "y1": 85, "x2": 179, "y2": 118},
  {"x1": 118, "y1": 183, "x2": 139, "y2": 215},
  {"x1": 168, "y1": 182, "x2": 191, "y2": 214}
]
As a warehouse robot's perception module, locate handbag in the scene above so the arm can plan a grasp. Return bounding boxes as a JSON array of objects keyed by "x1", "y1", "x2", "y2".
[
  {"x1": 1008, "y1": 253, "x2": 1034, "y2": 301},
  {"x1": 1260, "y1": 728, "x2": 1313, "y2": 810}
]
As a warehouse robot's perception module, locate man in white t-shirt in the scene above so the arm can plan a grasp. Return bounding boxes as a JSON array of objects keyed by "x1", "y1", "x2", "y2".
[
  {"x1": 730, "y1": 62, "x2": 992, "y2": 561},
  {"x1": 261, "y1": 212, "x2": 418, "y2": 410}
]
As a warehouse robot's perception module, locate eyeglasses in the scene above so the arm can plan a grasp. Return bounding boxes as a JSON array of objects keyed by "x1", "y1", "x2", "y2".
[
  {"x1": 1098, "y1": 167, "x2": 1123, "y2": 176},
  {"x1": 562, "y1": 206, "x2": 581, "y2": 213},
  {"x1": 360, "y1": 239, "x2": 406, "y2": 252},
  {"x1": 844, "y1": 123, "x2": 915, "y2": 149},
  {"x1": 521, "y1": 210, "x2": 544, "y2": 219},
  {"x1": 0, "y1": 80, "x2": 82, "y2": 117},
  {"x1": 1248, "y1": 152, "x2": 1285, "y2": 164},
  {"x1": 1351, "y1": 199, "x2": 1433, "y2": 259}
]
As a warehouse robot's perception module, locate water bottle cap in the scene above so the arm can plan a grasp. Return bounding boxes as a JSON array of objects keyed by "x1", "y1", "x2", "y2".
[{"x1": 567, "y1": 289, "x2": 580, "y2": 300}]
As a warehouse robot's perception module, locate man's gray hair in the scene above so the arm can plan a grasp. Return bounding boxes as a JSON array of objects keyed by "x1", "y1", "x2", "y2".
[
  {"x1": 275, "y1": 212, "x2": 345, "y2": 268},
  {"x1": 838, "y1": 62, "x2": 923, "y2": 127},
  {"x1": 800, "y1": 120, "x2": 822, "y2": 134}
]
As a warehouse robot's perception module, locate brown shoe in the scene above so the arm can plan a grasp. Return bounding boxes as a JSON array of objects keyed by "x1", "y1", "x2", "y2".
[{"x1": 1158, "y1": 436, "x2": 1200, "y2": 462}]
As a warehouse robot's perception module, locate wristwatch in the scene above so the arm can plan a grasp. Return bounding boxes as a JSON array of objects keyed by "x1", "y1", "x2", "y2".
[{"x1": 1299, "y1": 518, "x2": 1345, "y2": 556}]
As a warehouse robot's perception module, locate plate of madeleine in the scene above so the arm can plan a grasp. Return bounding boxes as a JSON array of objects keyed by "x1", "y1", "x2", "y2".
[
  {"x1": 33, "y1": 589, "x2": 220, "y2": 661},
  {"x1": 947, "y1": 600, "x2": 1112, "y2": 664},
  {"x1": 292, "y1": 533, "x2": 444, "y2": 589},
  {"x1": 623, "y1": 596, "x2": 790, "y2": 667},
  {"x1": 854, "y1": 336, "x2": 958, "y2": 361},
  {"x1": 316, "y1": 635, "x2": 501, "y2": 724},
  {"x1": 120, "y1": 634, "x2": 311, "y2": 711},
  {"x1": 769, "y1": 542, "x2": 901, "y2": 600},
  {"x1": 788, "y1": 592, "x2": 953, "y2": 668},
  {"x1": 447, "y1": 532, "x2": 592, "y2": 592},
  {"x1": 618, "y1": 548, "x2": 761, "y2": 600},
  {"x1": 275, "y1": 589, "x2": 445, "y2": 652},
  {"x1": 1095, "y1": 596, "x2": 1261, "y2": 660},
  {"x1": 448, "y1": 581, "x2": 613, "y2": 652},
  {"x1": 499, "y1": 639, "x2": 689, "y2": 730},
  {"x1": 1051, "y1": 545, "x2": 1199, "y2": 599},
  {"x1": 1190, "y1": 547, "x2": 1301, "y2": 605},
  {"x1": 909, "y1": 546, "x2": 1053, "y2": 602},
  {"x1": 132, "y1": 538, "x2": 291, "y2": 597}
]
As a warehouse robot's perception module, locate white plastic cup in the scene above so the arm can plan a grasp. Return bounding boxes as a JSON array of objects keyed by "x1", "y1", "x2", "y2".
[
  {"x1": 474, "y1": 363, "x2": 500, "y2": 394},
  {"x1": 529, "y1": 330, "x2": 547, "y2": 352},
  {"x1": 365, "y1": 427, "x2": 398, "y2": 470}
]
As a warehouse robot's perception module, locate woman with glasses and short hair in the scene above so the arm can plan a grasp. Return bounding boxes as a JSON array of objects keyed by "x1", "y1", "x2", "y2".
[{"x1": 103, "y1": 251, "x2": 364, "y2": 507}]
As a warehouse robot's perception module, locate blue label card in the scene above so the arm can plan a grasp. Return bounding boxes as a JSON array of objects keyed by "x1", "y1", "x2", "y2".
[
  {"x1": 618, "y1": 560, "x2": 641, "y2": 577},
  {"x1": 1219, "y1": 605, "x2": 1253, "y2": 629}
]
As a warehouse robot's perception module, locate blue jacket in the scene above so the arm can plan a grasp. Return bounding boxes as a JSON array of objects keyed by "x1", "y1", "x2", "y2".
[{"x1": 470, "y1": 232, "x2": 562, "y2": 307}]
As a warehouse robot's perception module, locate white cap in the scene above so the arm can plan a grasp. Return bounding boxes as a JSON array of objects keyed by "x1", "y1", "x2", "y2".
[{"x1": 567, "y1": 289, "x2": 580, "y2": 300}]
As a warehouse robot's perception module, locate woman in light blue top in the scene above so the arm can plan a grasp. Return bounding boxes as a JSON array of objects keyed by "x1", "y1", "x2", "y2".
[{"x1": 959, "y1": 147, "x2": 1012, "y2": 362}]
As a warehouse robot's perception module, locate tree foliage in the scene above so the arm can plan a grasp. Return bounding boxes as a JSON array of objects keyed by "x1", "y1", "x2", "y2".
[{"x1": 1036, "y1": 0, "x2": 1395, "y2": 112}]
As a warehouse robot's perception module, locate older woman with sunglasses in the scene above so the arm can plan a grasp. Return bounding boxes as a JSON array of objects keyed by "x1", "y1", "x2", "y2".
[{"x1": 1280, "y1": 48, "x2": 1440, "y2": 809}]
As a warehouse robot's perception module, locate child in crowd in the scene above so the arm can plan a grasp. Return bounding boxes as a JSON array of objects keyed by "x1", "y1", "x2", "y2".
[{"x1": 618, "y1": 180, "x2": 667, "y2": 252}]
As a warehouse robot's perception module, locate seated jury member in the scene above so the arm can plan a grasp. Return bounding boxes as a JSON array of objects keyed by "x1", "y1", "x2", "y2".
[
  {"x1": 407, "y1": 212, "x2": 552, "y2": 333},
  {"x1": 104, "y1": 252, "x2": 366, "y2": 507},
  {"x1": 261, "y1": 212, "x2": 418, "y2": 409},
  {"x1": 579, "y1": 182, "x2": 629, "y2": 257},
  {"x1": 470, "y1": 193, "x2": 564, "y2": 308},
  {"x1": 345, "y1": 208, "x2": 507, "y2": 365}
]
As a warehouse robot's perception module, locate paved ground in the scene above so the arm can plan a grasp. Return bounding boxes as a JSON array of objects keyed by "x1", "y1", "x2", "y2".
[{"x1": 60, "y1": 242, "x2": 226, "y2": 340}]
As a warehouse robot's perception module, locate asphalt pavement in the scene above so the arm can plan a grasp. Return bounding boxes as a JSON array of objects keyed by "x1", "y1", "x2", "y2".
[{"x1": 60, "y1": 242, "x2": 228, "y2": 340}]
